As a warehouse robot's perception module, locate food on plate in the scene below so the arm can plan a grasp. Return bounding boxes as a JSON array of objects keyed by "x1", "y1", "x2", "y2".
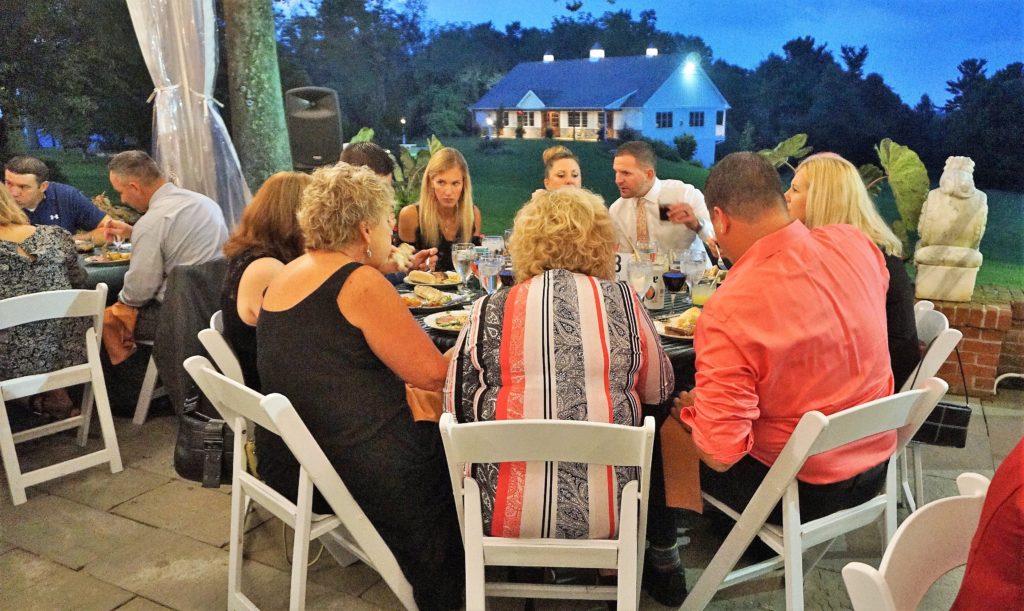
[
  {"x1": 402, "y1": 285, "x2": 452, "y2": 308},
  {"x1": 88, "y1": 251, "x2": 131, "y2": 263},
  {"x1": 406, "y1": 269, "x2": 459, "y2": 284},
  {"x1": 74, "y1": 239, "x2": 95, "y2": 253},
  {"x1": 433, "y1": 312, "x2": 469, "y2": 331},
  {"x1": 663, "y1": 307, "x2": 701, "y2": 337},
  {"x1": 391, "y1": 243, "x2": 416, "y2": 272}
]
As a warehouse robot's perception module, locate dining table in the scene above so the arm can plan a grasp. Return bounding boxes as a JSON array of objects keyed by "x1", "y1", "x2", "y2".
[
  {"x1": 80, "y1": 250, "x2": 129, "y2": 305},
  {"x1": 408, "y1": 283, "x2": 698, "y2": 392}
]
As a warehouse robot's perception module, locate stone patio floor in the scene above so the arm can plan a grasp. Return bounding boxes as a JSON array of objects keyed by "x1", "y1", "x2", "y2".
[{"x1": 2, "y1": 388, "x2": 1021, "y2": 610}]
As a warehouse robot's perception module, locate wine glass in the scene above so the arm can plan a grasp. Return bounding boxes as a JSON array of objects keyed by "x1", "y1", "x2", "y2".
[
  {"x1": 636, "y1": 240, "x2": 658, "y2": 263},
  {"x1": 477, "y1": 255, "x2": 504, "y2": 295},
  {"x1": 451, "y1": 242, "x2": 476, "y2": 295},
  {"x1": 498, "y1": 268, "x2": 516, "y2": 288},
  {"x1": 481, "y1": 235, "x2": 504, "y2": 256},
  {"x1": 627, "y1": 259, "x2": 652, "y2": 303},
  {"x1": 662, "y1": 271, "x2": 687, "y2": 310}
]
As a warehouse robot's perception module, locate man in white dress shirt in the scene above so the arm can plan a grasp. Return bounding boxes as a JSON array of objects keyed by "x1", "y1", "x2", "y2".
[{"x1": 608, "y1": 141, "x2": 716, "y2": 258}]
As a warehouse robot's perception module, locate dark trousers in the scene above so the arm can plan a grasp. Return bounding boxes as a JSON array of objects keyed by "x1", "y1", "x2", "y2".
[
  {"x1": 700, "y1": 454, "x2": 888, "y2": 526},
  {"x1": 645, "y1": 402, "x2": 679, "y2": 548}
]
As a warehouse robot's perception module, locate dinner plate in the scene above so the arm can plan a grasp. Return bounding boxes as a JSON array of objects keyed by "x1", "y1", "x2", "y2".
[
  {"x1": 654, "y1": 320, "x2": 694, "y2": 341},
  {"x1": 423, "y1": 311, "x2": 470, "y2": 334},
  {"x1": 85, "y1": 254, "x2": 131, "y2": 266},
  {"x1": 399, "y1": 291, "x2": 469, "y2": 313},
  {"x1": 406, "y1": 273, "x2": 461, "y2": 289}
]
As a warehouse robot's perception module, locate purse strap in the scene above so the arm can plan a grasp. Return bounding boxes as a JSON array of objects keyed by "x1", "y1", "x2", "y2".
[{"x1": 908, "y1": 338, "x2": 970, "y2": 405}]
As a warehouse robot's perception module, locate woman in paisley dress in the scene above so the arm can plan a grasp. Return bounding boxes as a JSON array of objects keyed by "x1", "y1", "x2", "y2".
[
  {"x1": 0, "y1": 186, "x2": 87, "y2": 417},
  {"x1": 444, "y1": 187, "x2": 674, "y2": 540}
]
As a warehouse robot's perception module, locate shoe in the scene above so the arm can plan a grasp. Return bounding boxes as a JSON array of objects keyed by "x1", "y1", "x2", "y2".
[{"x1": 641, "y1": 560, "x2": 687, "y2": 607}]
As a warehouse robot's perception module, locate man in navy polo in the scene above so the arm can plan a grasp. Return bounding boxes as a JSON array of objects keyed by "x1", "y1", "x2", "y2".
[{"x1": 4, "y1": 155, "x2": 111, "y2": 238}]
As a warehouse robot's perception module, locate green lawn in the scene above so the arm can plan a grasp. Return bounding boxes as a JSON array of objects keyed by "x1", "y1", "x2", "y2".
[{"x1": 40, "y1": 145, "x2": 1024, "y2": 289}]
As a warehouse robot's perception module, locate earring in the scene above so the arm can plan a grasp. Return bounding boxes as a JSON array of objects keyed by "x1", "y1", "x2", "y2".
[{"x1": 366, "y1": 246, "x2": 372, "y2": 260}]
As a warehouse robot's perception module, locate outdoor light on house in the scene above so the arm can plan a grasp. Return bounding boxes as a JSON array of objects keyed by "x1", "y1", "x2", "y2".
[
  {"x1": 543, "y1": 50, "x2": 555, "y2": 62},
  {"x1": 646, "y1": 43, "x2": 659, "y2": 57},
  {"x1": 589, "y1": 43, "x2": 604, "y2": 61}
]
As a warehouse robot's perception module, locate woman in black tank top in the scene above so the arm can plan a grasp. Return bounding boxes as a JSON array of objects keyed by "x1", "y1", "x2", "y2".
[
  {"x1": 257, "y1": 163, "x2": 463, "y2": 610},
  {"x1": 397, "y1": 147, "x2": 482, "y2": 272}
]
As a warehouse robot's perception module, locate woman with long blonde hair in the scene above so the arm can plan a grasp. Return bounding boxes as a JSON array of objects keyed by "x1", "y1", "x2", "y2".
[
  {"x1": 397, "y1": 147, "x2": 481, "y2": 271},
  {"x1": 786, "y1": 153, "x2": 919, "y2": 388}
]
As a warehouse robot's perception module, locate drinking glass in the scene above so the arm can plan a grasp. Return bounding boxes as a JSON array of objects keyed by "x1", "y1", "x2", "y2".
[
  {"x1": 503, "y1": 228, "x2": 514, "y2": 256},
  {"x1": 481, "y1": 235, "x2": 504, "y2": 256},
  {"x1": 477, "y1": 255, "x2": 504, "y2": 295},
  {"x1": 636, "y1": 241, "x2": 658, "y2": 263},
  {"x1": 681, "y1": 250, "x2": 707, "y2": 296},
  {"x1": 691, "y1": 277, "x2": 717, "y2": 306},
  {"x1": 499, "y1": 268, "x2": 516, "y2": 288},
  {"x1": 451, "y1": 242, "x2": 476, "y2": 295},
  {"x1": 628, "y1": 259, "x2": 653, "y2": 303},
  {"x1": 662, "y1": 271, "x2": 687, "y2": 310}
]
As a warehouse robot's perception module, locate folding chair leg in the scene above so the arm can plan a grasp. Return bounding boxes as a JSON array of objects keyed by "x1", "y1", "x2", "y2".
[
  {"x1": 318, "y1": 531, "x2": 360, "y2": 567},
  {"x1": 899, "y1": 449, "x2": 917, "y2": 513},
  {"x1": 77, "y1": 382, "x2": 95, "y2": 447},
  {"x1": 463, "y1": 480, "x2": 487, "y2": 611},
  {"x1": 913, "y1": 448, "x2": 925, "y2": 509},
  {"x1": 88, "y1": 342, "x2": 123, "y2": 474},
  {"x1": 0, "y1": 397, "x2": 28, "y2": 505},
  {"x1": 133, "y1": 356, "x2": 160, "y2": 425},
  {"x1": 781, "y1": 490, "x2": 804, "y2": 611},
  {"x1": 227, "y1": 488, "x2": 247, "y2": 606}
]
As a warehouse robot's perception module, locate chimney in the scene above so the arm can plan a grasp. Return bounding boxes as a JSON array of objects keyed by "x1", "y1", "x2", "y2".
[
  {"x1": 543, "y1": 50, "x2": 554, "y2": 63},
  {"x1": 646, "y1": 43, "x2": 658, "y2": 57},
  {"x1": 589, "y1": 43, "x2": 604, "y2": 61}
]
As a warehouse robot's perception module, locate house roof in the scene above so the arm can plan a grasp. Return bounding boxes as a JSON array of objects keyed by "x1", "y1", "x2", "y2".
[{"x1": 471, "y1": 53, "x2": 729, "y2": 111}]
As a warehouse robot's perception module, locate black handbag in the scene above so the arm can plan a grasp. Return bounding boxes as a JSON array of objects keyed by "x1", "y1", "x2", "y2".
[
  {"x1": 911, "y1": 346, "x2": 972, "y2": 448},
  {"x1": 173, "y1": 395, "x2": 234, "y2": 487}
]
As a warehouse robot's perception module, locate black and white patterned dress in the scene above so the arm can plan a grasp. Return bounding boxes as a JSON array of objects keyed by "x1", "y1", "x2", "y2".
[
  {"x1": 443, "y1": 268, "x2": 674, "y2": 539},
  {"x1": 0, "y1": 225, "x2": 88, "y2": 380}
]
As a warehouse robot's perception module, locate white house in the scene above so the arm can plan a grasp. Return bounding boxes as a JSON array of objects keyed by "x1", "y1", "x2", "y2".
[{"x1": 470, "y1": 47, "x2": 730, "y2": 166}]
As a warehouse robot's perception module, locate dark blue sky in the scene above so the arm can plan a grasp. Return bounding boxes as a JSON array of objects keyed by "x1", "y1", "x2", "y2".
[{"x1": 422, "y1": 0, "x2": 1023, "y2": 105}]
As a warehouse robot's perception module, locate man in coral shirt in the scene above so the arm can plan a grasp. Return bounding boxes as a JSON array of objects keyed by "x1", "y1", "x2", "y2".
[{"x1": 674, "y1": 152, "x2": 895, "y2": 524}]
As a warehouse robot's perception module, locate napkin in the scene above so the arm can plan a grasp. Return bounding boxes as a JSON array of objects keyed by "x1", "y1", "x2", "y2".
[
  {"x1": 103, "y1": 301, "x2": 139, "y2": 365},
  {"x1": 660, "y1": 416, "x2": 704, "y2": 512},
  {"x1": 406, "y1": 384, "x2": 442, "y2": 422}
]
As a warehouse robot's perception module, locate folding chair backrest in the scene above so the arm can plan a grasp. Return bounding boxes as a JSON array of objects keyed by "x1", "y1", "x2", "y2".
[
  {"x1": 210, "y1": 309, "x2": 224, "y2": 333},
  {"x1": 0, "y1": 286, "x2": 106, "y2": 335},
  {"x1": 843, "y1": 472, "x2": 989, "y2": 611},
  {"x1": 900, "y1": 308, "x2": 962, "y2": 392},
  {"x1": 197, "y1": 328, "x2": 245, "y2": 385},
  {"x1": 184, "y1": 356, "x2": 276, "y2": 437},
  {"x1": 805, "y1": 378, "x2": 946, "y2": 459}
]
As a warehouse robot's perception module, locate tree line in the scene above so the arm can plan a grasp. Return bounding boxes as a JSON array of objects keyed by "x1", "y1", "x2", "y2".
[{"x1": 1, "y1": 0, "x2": 1020, "y2": 190}]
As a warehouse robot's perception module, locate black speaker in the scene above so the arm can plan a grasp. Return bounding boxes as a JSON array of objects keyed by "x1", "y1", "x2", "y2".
[{"x1": 285, "y1": 87, "x2": 343, "y2": 171}]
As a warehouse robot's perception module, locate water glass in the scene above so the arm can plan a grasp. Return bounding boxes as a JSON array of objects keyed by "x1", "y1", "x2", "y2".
[
  {"x1": 681, "y1": 251, "x2": 707, "y2": 295},
  {"x1": 477, "y1": 255, "x2": 504, "y2": 294},
  {"x1": 503, "y1": 228, "x2": 514, "y2": 256},
  {"x1": 451, "y1": 242, "x2": 476, "y2": 294},
  {"x1": 636, "y1": 241, "x2": 658, "y2": 262},
  {"x1": 628, "y1": 259, "x2": 653, "y2": 302},
  {"x1": 481, "y1": 235, "x2": 504, "y2": 256}
]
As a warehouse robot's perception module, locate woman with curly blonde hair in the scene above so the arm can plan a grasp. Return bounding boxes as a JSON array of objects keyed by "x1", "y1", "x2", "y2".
[
  {"x1": 786, "y1": 153, "x2": 919, "y2": 388},
  {"x1": 444, "y1": 187, "x2": 673, "y2": 543},
  {"x1": 397, "y1": 147, "x2": 481, "y2": 271},
  {"x1": 257, "y1": 162, "x2": 464, "y2": 610}
]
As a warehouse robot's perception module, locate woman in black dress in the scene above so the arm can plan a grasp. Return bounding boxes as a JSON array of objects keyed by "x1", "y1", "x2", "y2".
[
  {"x1": 257, "y1": 162, "x2": 463, "y2": 610},
  {"x1": 786, "y1": 153, "x2": 921, "y2": 389}
]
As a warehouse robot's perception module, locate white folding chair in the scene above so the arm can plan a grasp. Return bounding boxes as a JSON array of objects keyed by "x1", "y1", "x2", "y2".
[
  {"x1": 843, "y1": 472, "x2": 990, "y2": 611},
  {"x1": 681, "y1": 377, "x2": 947, "y2": 611},
  {"x1": 439, "y1": 412, "x2": 656, "y2": 610},
  {"x1": 210, "y1": 309, "x2": 225, "y2": 334},
  {"x1": 0, "y1": 284, "x2": 123, "y2": 505},
  {"x1": 198, "y1": 311, "x2": 244, "y2": 385},
  {"x1": 899, "y1": 301, "x2": 963, "y2": 511},
  {"x1": 183, "y1": 356, "x2": 416, "y2": 611}
]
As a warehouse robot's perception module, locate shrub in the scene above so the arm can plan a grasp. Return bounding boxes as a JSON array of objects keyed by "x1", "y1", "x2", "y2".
[
  {"x1": 617, "y1": 126, "x2": 640, "y2": 142},
  {"x1": 544, "y1": 127, "x2": 554, "y2": 139},
  {"x1": 515, "y1": 125, "x2": 525, "y2": 139},
  {"x1": 673, "y1": 134, "x2": 697, "y2": 161},
  {"x1": 648, "y1": 139, "x2": 681, "y2": 162}
]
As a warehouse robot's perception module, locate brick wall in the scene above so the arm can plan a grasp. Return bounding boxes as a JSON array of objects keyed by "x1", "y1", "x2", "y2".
[{"x1": 930, "y1": 286, "x2": 1023, "y2": 396}]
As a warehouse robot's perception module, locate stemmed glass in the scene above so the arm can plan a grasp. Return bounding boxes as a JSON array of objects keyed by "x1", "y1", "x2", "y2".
[
  {"x1": 451, "y1": 242, "x2": 476, "y2": 296},
  {"x1": 481, "y1": 235, "x2": 504, "y2": 256},
  {"x1": 662, "y1": 271, "x2": 687, "y2": 310},
  {"x1": 628, "y1": 259, "x2": 653, "y2": 304},
  {"x1": 477, "y1": 255, "x2": 504, "y2": 295}
]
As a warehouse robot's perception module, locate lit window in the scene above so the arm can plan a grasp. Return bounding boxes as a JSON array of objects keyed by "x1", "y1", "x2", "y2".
[
  {"x1": 656, "y1": 112, "x2": 673, "y2": 128},
  {"x1": 689, "y1": 112, "x2": 705, "y2": 127}
]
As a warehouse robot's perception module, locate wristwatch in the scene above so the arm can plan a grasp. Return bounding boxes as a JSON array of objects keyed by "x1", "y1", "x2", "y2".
[{"x1": 693, "y1": 218, "x2": 705, "y2": 234}]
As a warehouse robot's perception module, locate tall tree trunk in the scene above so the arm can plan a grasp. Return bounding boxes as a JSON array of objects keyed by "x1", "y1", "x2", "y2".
[{"x1": 223, "y1": 0, "x2": 292, "y2": 191}]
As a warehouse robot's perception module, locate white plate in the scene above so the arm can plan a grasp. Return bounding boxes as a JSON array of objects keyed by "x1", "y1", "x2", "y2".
[
  {"x1": 406, "y1": 272, "x2": 461, "y2": 287},
  {"x1": 399, "y1": 291, "x2": 468, "y2": 312},
  {"x1": 654, "y1": 320, "x2": 694, "y2": 341},
  {"x1": 85, "y1": 254, "x2": 131, "y2": 266},
  {"x1": 423, "y1": 311, "x2": 470, "y2": 333}
]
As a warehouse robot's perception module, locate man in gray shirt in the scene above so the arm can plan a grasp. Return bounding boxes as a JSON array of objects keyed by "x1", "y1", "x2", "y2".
[{"x1": 106, "y1": 150, "x2": 228, "y2": 341}]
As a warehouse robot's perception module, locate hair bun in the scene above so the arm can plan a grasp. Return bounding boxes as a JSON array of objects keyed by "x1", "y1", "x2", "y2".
[{"x1": 543, "y1": 145, "x2": 572, "y2": 165}]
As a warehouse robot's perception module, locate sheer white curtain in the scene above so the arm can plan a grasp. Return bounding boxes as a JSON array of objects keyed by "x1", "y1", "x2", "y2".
[{"x1": 127, "y1": 0, "x2": 249, "y2": 227}]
